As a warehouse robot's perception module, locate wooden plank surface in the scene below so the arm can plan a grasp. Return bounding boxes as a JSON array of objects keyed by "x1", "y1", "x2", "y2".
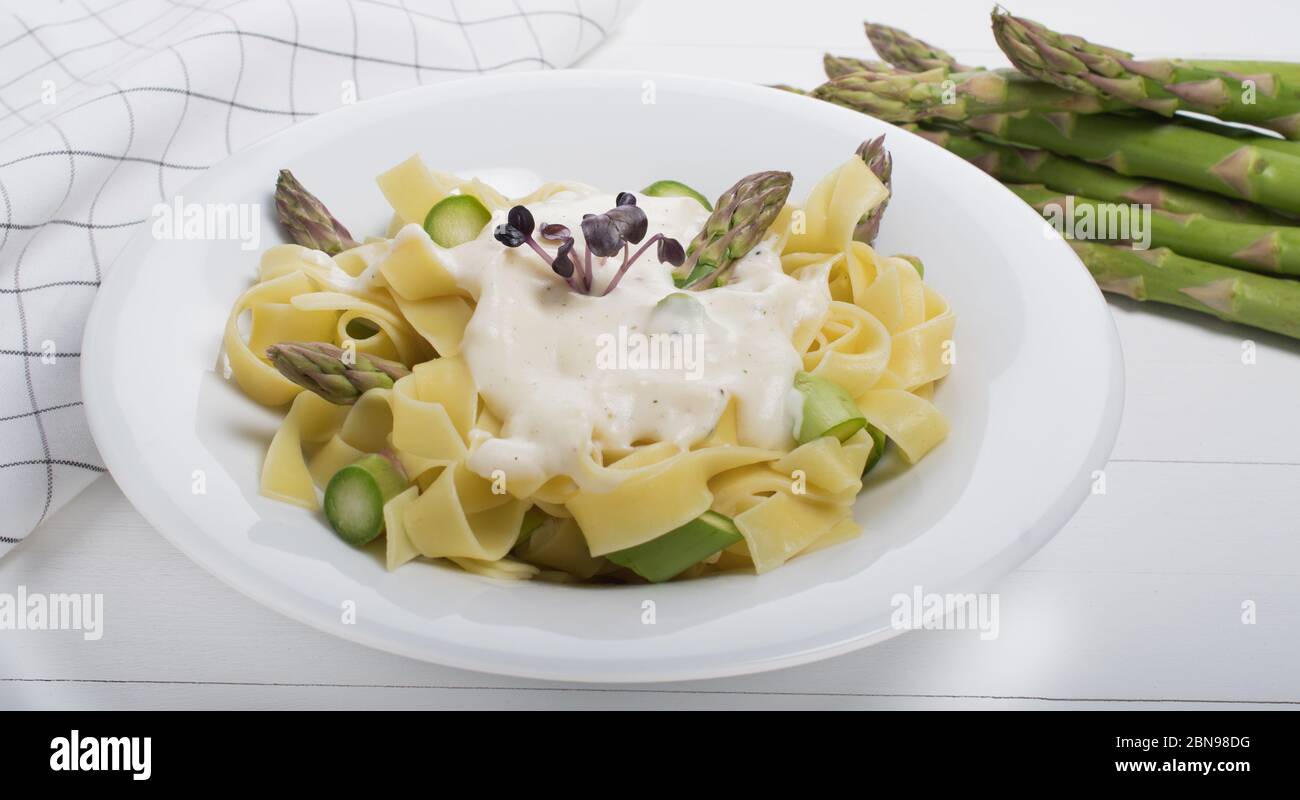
[{"x1": 3, "y1": 0, "x2": 1299, "y2": 709}]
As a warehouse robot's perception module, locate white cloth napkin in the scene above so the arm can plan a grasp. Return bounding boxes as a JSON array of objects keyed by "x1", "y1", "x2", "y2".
[{"x1": 0, "y1": 0, "x2": 628, "y2": 555}]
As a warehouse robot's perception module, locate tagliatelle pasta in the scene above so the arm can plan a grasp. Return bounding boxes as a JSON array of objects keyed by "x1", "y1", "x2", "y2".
[{"x1": 228, "y1": 151, "x2": 955, "y2": 582}]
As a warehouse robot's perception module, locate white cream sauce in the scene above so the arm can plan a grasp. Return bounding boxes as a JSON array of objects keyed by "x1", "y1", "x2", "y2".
[{"x1": 411, "y1": 188, "x2": 829, "y2": 492}]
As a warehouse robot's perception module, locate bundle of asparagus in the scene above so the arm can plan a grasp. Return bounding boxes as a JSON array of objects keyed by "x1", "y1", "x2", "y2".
[{"x1": 787, "y1": 9, "x2": 1300, "y2": 340}]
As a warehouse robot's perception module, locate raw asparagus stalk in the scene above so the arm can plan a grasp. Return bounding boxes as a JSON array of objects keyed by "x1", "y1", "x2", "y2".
[
  {"x1": 865, "y1": 22, "x2": 978, "y2": 73},
  {"x1": 681, "y1": 171, "x2": 794, "y2": 288},
  {"x1": 963, "y1": 111, "x2": 1300, "y2": 214},
  {"x1": 992, "y1": 10, "x2": 1300, "y2": 139},
  {"x1": 823, "y1": 53, "x2": 907, "y2": 80},
  {"x1": 854, "y1": 135, "x2": 893, "y2": 243},
  {"x1": 266, "y1": 342, "x2": 410, "y2": 404},
  {"x1": 914, "y1": 126, "x2": 1279, "y2": 224},
  {"x1": 814, "y1": 67, "x2": 1125, "y2": 124},
  {"x1": 1068, "y1": 242, "x2": 1300, "y2": 340},
  {"x1": 1163, "y1": 113, "x2": 1300, "y2": 159},
  {"x1": 1009, "y1": 183, "x2": 1300, "y2": 276},
  {"x1": 1191, "y1": 61, "x2": 1300, "y2": 86},
  {"x1": 275, "y1": 170, "x2": 360, "y2": 255}
]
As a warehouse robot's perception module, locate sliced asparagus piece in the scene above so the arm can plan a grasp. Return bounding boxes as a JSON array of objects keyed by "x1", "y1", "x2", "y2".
[
  {"x1": 324, "y1": 454, "x2": 410, "y2": 545},
  {"x1": 680, "y1": 170, "x2": 793, "y2": 289},
  {"x1": 854, "y1": 135, "x2": 893, "y2": 244},
  {"x1": 516, "y1": 507, "x2": 548, "y2": 546},
  {"x1": 266, "y1": 342, "x2": 411, "y2": 405},
  {"x1": 606, "y1": 511, "x2": 743, "y2": 583},
  {"x1": 1009, "y1": 184, "x2": 1300, "y2": 276},
  {"x1": 915, "y1": 126, "x2": 1281, "y2": 224},
  {"x1": 862, "y1": 424, "x2": 888, "y2": 476},
  {"x1": 649, "y1": 292, "x2": 708, "y2": 335},
  {"x1": 275, "y1": 169, "x2": 360, "y2": 255},
  {"x1": 423, "y1": 194, "x2": 491, "y2": 247},
  {"x1": 642, "y1": 179, "x2": 713, "y2": 210},
  {"x1": 814, "y1": 67, "x2": 1125, "y2": 124},
  {"x1": 794, "y1": 372, "x2": 867, "y2": 444},
  {"x1": 992, "y1": 10, "x2": 1300, "y2": 139},
  {"x1": 865, "y1": 21, "x2": 978, "y2": 73},
  {"x1": 962, "y1": 111, "x2": 1300, "y2": 214},
  {"x1": 1069, "y1": 242, "x2": 1300, "y2": 341}
]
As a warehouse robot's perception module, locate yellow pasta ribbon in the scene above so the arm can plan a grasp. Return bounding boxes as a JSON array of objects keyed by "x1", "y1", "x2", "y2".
[
  {"x1": 260, "y1": 390, "x2": 349, "y2": 509},
  {"x1": 402, "y1": 466, "x2": 528, "y2": 560},
  {"x1": 568, "y1": 447, "x2": 780, "y2": 556}
]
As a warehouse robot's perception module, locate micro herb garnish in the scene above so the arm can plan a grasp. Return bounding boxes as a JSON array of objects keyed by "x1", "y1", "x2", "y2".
[{"x1": 494, "y1": 193, "x2": 686, "y2": 296}]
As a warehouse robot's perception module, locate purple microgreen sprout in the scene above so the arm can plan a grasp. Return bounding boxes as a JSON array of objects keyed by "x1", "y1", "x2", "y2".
[
  {"x1": 580, "y1": 213, "x2": 625, "y2": 258},
  {"x1": 540, "y1": 223, "x2": 571, "y2": 242},
  {"x1": 602, "y1": 232, "x2": 686, "y2": 296},
  {"x1": 552, "y1": 239, "x2": 577, "y2": 281},
  {"x1": 494, "y1": 193, "x2": 681, "y2": 297},
  {"x1": 508, "y1": 205, "x2": 535, "y2": 236},
  {"x1": 494, "y1": 205, "x2": 554, "y2": 266},
  {"x1": 657, "y1": 236, "x2": 686, "y2": 267},
  {"x1": 607, "y1": 205, "x2": 648, "y2": 245}
]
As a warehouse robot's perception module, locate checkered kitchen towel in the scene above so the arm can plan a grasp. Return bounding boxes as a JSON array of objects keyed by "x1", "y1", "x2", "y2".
[{"x1": 0, "y1": 0, "x2": 630, "y2": 555}]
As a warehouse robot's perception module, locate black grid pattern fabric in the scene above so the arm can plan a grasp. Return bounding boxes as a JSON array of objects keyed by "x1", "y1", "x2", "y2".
[{"x1": 0, "y1": 0, "x2": 627, "y2": 553}]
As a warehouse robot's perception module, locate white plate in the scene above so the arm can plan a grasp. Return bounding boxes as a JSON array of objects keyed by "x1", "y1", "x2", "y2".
[{"x1": 82, "y1": 71, "x2": 1123, "y2": 683}]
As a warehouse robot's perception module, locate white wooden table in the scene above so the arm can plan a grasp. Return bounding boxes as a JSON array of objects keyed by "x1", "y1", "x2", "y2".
[{"x1": 3, "y1": 0, "x2": 1299, "y2": 710}]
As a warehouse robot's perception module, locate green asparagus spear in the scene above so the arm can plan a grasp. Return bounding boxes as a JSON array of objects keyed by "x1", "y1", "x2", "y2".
[
  {"x1": 865, "y1": 22, "x2": 978, "y2": 73},
  {"x1": 1162, "y1": 113, "x2": 1300, "y2": 159},
  {"x1": 854, "y1": 135, "x2": 893, "y2": 244},
  {"x1": 1190, "y1": 61, "x2": 1300, "y2": 86},
  {"x1": 680, "y1": 171, "x2": 793, "y2": 289},
  {"x1": 274, "y1": 170, "x2": 360, "y2": 255},
  {"x1": 992, "y1": 10, "x2": 1300, "y2": 139},
  {"x1": 1068, "y1": 242, "x2": 1300, "y2": 340},
  {"x1": 914, "y1": 126, "x2": 1279, "y2": 224},
  {"x1": 823, "y1": 53, "x2": 908, "y2": 80},
  {"x1": 814, "y1": 67, "x2": 1125, "y2": 124},
  {"x1": 266, "y1": 342, "x2": 410, "y2": 404},
  {"x1": 1009, "y1": 183, "x2": 1300, "y2": 276},
  {"x1": 963, "y1": 111, "x2": 1300, "y2": 214}
]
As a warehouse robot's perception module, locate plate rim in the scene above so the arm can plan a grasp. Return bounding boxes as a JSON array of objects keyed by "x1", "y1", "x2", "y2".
[{"x1": 81, "y1": 68, "x2": 1126, "y2": 683}]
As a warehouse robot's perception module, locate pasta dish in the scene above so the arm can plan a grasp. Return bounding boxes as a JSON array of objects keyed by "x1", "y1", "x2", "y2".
[{"x1": 222, "y1": 139, "x2": 955, "y2": 582}]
